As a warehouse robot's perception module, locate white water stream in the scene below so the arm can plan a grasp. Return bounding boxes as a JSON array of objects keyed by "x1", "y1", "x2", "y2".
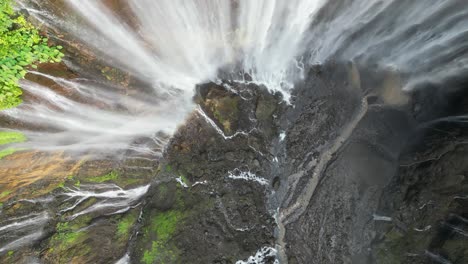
[{"x1": 2, "y1": 0, "x2": 468, "y2": 262}]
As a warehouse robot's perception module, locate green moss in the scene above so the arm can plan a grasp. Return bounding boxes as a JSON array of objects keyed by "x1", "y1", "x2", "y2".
[
  {"x1": 143, "y1": 241, "x2": 177, "y2": 264},
  {"x1": 117, "y1": 212, "x2": 137, "y2": 241},
  {"x1": 175, "y1": 188, "x2": 185, "y2": 208},
  {"x1": 0, "y1": 131, "x2": 26, "y2": 159},
  {"x1": 152, "y1": 210, "x2": 183, "y2": 241},
  {"x1": 74, "y1": 180, "x2": 81, "y2": 188},
  {"x1": 141, "y1": 210, "x2": 185, "y2": 264},
  {"x1": 46, "y1": 217, "x2": 93, "y2": 263},
  {"x1": 165, "y1": 164, "x2": 173, "y2": 172},
  {"x1": 0, "y1": 190, "x2": 11, "y2": 199},
  {"x1": 53, "y1": 222, "x2": 87, "y2": 251},
  {"x1": 0, "y1": 147, "x2": 20, "y2": 159},
  {"x1": 87, "y1": 171, "x2": 119, "y2": 183},
  {"x1": 0, "y1": 131, "x2": 26, "y2": 145},
  {"x1": 211, "y1": 96, "x2": 239, "y2": 133}
]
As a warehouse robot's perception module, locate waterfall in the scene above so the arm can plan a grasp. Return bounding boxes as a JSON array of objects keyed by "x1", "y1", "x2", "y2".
[
  {"x1": 3, "y1": 0, "x2": 323, "y2": 156},
  {"x1": 4, "y1": 0, "x2": 468, "y2": 156}
]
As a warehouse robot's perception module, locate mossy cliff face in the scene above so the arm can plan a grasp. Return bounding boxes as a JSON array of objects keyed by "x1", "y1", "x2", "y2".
[
  {"x1": 0, "y1": 80, "x2": 282, "y2": 263},
  {"x1": 131, "y1": 82, "x2": 283, "y2": 263},
  {"x1": 2, "y1": 62, "x2": 467, "y2": 264},
  {"x1": 0, "y1": 151, "x2": 156, "y2": 263}
]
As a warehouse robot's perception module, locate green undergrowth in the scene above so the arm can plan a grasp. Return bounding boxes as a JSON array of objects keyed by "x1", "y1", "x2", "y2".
[
  {"x1": 0, "y1": 0, "x2": 64, "y2": 109},
  {"x1": 0, "y1": 190, "x2": 11, "y2": 199},
  {"x1": 142, "y1": 210, "x2": 185, "y2": 264},
  {"x1": 140, "y1": 183, "x2": 189, "y2": 264},
  {"x1": 87, "y1": 170, "x2": 119, "y2": 183},
  {"x1": 117, "y1": 211, "x2": 138, "y2": 242},
  {"x1": 136, "y1": 171, "x2": 217, "y2": 264},
  {"x1": 0, "y1": 131, "x2": 25, "y2": 145},
  {"x1": 211, "y1": 96, "x2": 239, "y2": 133},
  {"x1": 47, "y1": 217, "x2": 92, "y2": 261},
  {"x1": 0, "y1": 147, "x2": 18, "y2": 159},
  {"x1": 0, "y1": 131, "x2": 26, "y2": 159}
]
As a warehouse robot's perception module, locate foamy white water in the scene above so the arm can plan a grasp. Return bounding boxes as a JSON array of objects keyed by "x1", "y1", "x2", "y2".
[
  {"x1": 5, "y1": 0, "x2": 468, "y2": 156},
  {"x1": 4, "y1": 0, "x2": 324, "y2": 155},
  {"x1": 1, "y1": 79, "x2": 188, "y2": 154},
  {"x1": 61, "y1": 184, "x2": 149, "y2": 219},
  {"x1": 0, "y1": 212, "x2": 50, "y2": 253}
]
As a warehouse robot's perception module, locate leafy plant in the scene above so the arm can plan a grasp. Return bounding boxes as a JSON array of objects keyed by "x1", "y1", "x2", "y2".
[{"x1": 0, "y1": 0, "x2": 64, "y2": 109}]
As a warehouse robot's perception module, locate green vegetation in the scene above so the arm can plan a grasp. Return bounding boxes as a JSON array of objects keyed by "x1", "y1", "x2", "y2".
[
  {"x1": 142, "y1": 210, "x2": 185, "y2": 264},
  {"x1": 0, "y1": 131, "x2": 25, "y2": 145},
  {"x1": 47, "y1": 217, "x2": 92, "y2": 262},
  {"x1": 117, "y1": 212, "x2": 137, "y2": 241},
  {"x1": 0, "y1": 190, "x2": 11, "y2": 199},
  {"x1": 178, "y1": 174, "x2": 190, "y2": 187},
  {"x1": 0, "y1": 0, "x2": 64, "y2": 109},
  {"x1": 152, "y1": 211, "x2": 184, "y2": 242},
  {"x1": 87, "y1": 171, "x2": 119, "y2": 183},
  {"x1": 52, "y1": 222, "x2": 87, "y2": 251},
  {"x1": 207, "y1": 96, "x2": 239, "y2": 133},
  {"x1": 0, "y1": 131, "x2": 26, "y2": 159},
  {"x1": 0, "y1": 147, "x2": 18, "y2": 159}
]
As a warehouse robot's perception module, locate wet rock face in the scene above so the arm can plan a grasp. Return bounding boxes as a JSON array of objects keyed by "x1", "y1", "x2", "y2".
[
  {"x1": 279, "y1": 63, "x2": 468, "y2": 264},
  {"x1": 276, "y1": 63, "x2": 418, "y2": 264},
  {"x1": 373, "y1": 122, "x2": 468, "y2": 264},
  {"x1": 0, "y1": 151, "x2": 155, "y2": 264},
  {"x1": 2, "y1": 63, "x2": 467, "y2": 263},
  {"x1": 130, "y1": 81, "x2": 284, "y2": 264}
]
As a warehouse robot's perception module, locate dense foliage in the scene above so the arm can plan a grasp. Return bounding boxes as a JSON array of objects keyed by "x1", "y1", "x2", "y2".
[{"x1": 0, "y1": 0, "x2": 64, "y2": 109}]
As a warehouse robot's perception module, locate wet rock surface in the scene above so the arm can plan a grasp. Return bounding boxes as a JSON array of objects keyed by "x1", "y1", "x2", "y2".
[
  {"x1": 130, "y1": 82, "x2": 282, "y2": 264},
  {"x1": 278, "y1": 64, "x2": 468, "y2": 264},
  {"x1": 1, "y1": 62, "x2": 468, "y2": 264}
]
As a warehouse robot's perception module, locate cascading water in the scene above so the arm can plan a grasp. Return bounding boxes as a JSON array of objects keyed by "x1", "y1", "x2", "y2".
[
  {"x1": 307, "y1": 0, "x2": 468, "y2": 91},
  {"x1": 2, "y1": 0, "x2": 326, "y2": 156},
  {"x1": 2, "y1": 0, "x2": 468, "y2": 263},
  {"x1": 4, "y1": 0, "x2": 467, "y2": 157}
]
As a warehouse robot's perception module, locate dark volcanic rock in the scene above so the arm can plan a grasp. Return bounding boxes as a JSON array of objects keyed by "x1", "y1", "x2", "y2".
[
  {"x1": 130, "y1": 82, "x2": 283, "y2": 264},
  {"x1": 277, "y1": 62, "x2": 468, "y2": 264},
  {"x1": 3, "y1": 62, "x2": 467, "y2": 264},
  {"x1": 372, "y1": 122, "x2": 468, "y2": 264}
]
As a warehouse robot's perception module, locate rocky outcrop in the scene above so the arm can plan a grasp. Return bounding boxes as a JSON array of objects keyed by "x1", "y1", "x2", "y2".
[
  {"x1": 1, "y1": 62, "x2": 467, "y2": 264},
  {"x1": 130, "y1": 81, "x2": 284, "y2": 264}
]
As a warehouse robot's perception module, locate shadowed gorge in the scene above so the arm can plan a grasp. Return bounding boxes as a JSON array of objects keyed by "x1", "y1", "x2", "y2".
[{"x1": 0, "y1": 0, "x2": 468, "y2": 263}]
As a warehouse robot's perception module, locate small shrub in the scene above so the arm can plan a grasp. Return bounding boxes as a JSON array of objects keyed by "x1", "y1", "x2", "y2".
[{"x1": 0, "y1": 0, "x2": 64, "y2": 109}]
